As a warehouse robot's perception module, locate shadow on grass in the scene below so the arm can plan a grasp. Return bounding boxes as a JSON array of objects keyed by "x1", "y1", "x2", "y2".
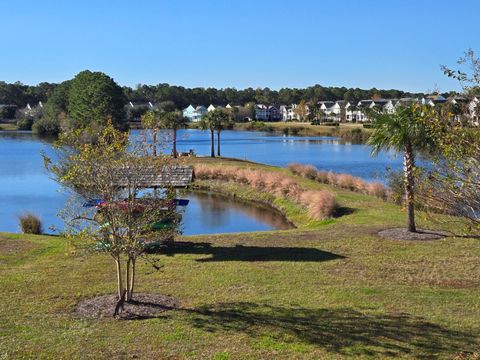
[
  {"x1": 333, "y1": 206, "x2": 356, "y2": 217},
  {"x1": 146, "y1": 241, "x2": 345, "y2": 262},
  {"x1": 184, "y1": 302, "x2": 477, "y2": 357}
]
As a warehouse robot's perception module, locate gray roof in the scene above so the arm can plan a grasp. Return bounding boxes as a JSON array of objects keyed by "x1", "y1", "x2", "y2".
[
  {"x1": 112, "y1": 165, "x2": 194, "y2": 188},
  {"x1": 318, "y1": 101, "x2": 335, "y2": 108}
]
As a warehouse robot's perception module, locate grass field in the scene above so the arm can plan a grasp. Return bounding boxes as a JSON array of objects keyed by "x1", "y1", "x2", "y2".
[
  {"x1": 1, "y1": 159, "x2": 479, "y2": 359},
  {"x1": 233, "y1": 121, "x2": 372, "y2": 140},
  {"x1": 0, "y1": 123, "x2": 18, "y2": 131}
]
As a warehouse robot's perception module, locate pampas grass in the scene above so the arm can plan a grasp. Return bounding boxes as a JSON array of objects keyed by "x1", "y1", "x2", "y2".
[
  {"x1": 287, "y1": 162, "x2": 387, "y2": 199},
  {"x1": 297, "y1": 190, "x2": 337, "y2": 220},
  {"x1": 194, "y1": 164, "x2": 336, "y2": 220},
  {"x1": 366, "y1": 182, "x2": 388, "y2": 199}
]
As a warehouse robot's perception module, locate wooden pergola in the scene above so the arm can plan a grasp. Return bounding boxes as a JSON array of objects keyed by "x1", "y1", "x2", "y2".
[{"x1": 111, "y1": 165, "x2": 195, "y2": 189}]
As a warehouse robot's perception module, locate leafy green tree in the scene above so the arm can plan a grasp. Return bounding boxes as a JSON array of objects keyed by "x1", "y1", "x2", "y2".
[
  {"x1": 44, "y1": 80, "x2": 71, "y2": 119},
  {"x1": 368, "y1": 104, "x2": 435, "y2": 232},
  {"x1": 67, "y1": 70, "x2": 126, "y2": 129},
  {"x1": 157, "y1": 100, "x2": 177, "y2": 112}
]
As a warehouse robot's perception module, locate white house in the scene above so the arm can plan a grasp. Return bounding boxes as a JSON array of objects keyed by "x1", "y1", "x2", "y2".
[
  {"x1": 183, "y1": 105, "x2": 208, "y2": 122},
  {"x1": 280, "y1": 104, "x2": 310, "y2": 121}
]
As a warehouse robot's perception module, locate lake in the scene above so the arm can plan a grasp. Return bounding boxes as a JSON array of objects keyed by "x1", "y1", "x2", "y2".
[
  {"x1": 146, "y1": 129, "x2": 403, "y2": 180},
  {"x1": 0, "y1": 129, "x2": 404, "y2": 234}
]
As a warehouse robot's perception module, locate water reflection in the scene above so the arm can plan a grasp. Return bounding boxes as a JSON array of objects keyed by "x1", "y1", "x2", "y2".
[
  {"x1": 0, "y1": 128, "x2": 408, "y2": 233},
  {"x1": 180, "y1": 191, "x2": 291, "y2": 235}
]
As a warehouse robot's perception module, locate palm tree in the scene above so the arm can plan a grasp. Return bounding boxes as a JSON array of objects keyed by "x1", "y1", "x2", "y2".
[
  {"x1": 214, "y1": 110, "x2": 231, "y2": 157},
  {"x1": 200, "y1": 109, "x2": 230, "y2": 158},
  {"x1": 160, "y1": 111, "x2": 188, "y2": 158},
  {"x1": 200, "y1": 113, "x2": 216, "y2": 158},
  {"x1": 367, "y1": 104, "x2": 435, "y2": 232}
]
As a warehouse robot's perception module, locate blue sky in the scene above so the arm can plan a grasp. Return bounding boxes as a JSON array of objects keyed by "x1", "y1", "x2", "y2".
[{"x1": 0, "y1": 0, "x2": 477, "y2": 92}]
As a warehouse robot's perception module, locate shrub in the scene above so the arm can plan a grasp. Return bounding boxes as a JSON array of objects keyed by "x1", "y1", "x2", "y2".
[
  {"x1": 315, "y1": 171, "x2": 330, "y2": 184},
  {"x1": 336, "y1": 174, "x2": 356, "y2": 190},
  {"x1": 287, "y1": 163, "x2": 317, "y2": 179},
  {"x1": 298, "y1": 190, "x2": 337, "y2": 220},
  {"x1": 17, "y1": 117, "x2": 34, "y2": 130},
  {"x1": 323, "y1": 122, "x2": 339, "y2": 127},
  {"x1": 366, "y1": 182, "x2": 388, "y2": 199},
  {"x1": 352, "y1": 177, "x2": 367, "y2": 192},
  {"x1": 18, "y1": 213, "x2": 42, "y2": 234},
  {"x1": 32, "y1": 117, "x2": 61, "y2": 136}
]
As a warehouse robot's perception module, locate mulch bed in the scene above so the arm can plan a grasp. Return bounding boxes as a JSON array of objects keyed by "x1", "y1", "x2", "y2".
[
  {"x1": 75, "y1": 293, "x2": 180, "y2": 320},
  {"x1": 378, "y1": 228, "x2": 448, "y2": 241}
]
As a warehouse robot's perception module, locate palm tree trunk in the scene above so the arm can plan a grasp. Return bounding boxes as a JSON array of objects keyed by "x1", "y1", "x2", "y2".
[
  {"x1": 217, "y1": 129, "x2": 221, "y2": 157},
  {"x1": 152, "y1": 131, "x2": 157, "y2": 157},
  {"x1": 172, "y1": 128, "x2": 177, "y2": 158},
  {"x1": 210, "y1": 129, "x2": 215, "y2": 158},
  {"x1": 403, "y1": 144, "x2": 416, "y2": 232}
]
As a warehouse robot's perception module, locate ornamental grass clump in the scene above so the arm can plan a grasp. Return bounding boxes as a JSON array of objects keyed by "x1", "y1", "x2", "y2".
[
  {"x1": 288, "y1": 163, "x2": 317, "y2": 179},
  {"x1": 194, "y1": 164, "x2": 336, "y2": 220},
  {"x1": 18, "y1": 213, "x2": 42, "y2": 234},
  {"x1": 366, "y1": 182, "x2": 388, "y2": 199},
  {"x1": 298, "y1": 190, "x2": 337, "y2": 220},
  {"x1": 287, "y1": 162, "x2": 387, "y2": 199}
]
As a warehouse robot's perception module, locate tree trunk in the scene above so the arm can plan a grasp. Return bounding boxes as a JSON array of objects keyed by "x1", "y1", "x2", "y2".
[
  {"x1": 153, "y1": 131, "x2": 157, "y2": 157},
  {"x1": 115, "y1": 257, "x2": 123, "y2": 300},
  {"x1": 217, "y1": 130, "x2": 221, "y2": 157},
  {"x1": 403, "y1": 144, "x2": 416, "y2": 232},
  {"x1": 172, "y1": 128, "x2": 177, "y2": 158},
  {"x1": 210, "y1": 129, "x2": 215, "y2": 158},
  {"x1": 127, "y1": 257, "x2": 135, "y2": 302},
  {"x1": 125, "y1": 258, "x2": 130, "y2": 301}
]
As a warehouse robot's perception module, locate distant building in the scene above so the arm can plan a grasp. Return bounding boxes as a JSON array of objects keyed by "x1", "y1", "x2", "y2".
[
  {"x1": 207, "y1": 104, "x2": 226, "y2": 112},
  {"x1": 183, "y1": 105, "x2": 208, "y2": 122},
  {"x1": 280, "y1": 104, "x2": 310, "y2": 121},
  {"x1": 254, "y1": 104, "x2": 281, "y2": 121}
]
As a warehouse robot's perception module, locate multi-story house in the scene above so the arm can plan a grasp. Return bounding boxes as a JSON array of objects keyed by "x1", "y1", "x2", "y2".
[
  {"x1": 280, "y1": 104, "x2": 310, "y2": 121},
  {"x1": 254, "y1": 104, "x2": 281, "y2": 121},
  {"x1": 183, "y1": 105, "x2": 208, "y2": 122}
]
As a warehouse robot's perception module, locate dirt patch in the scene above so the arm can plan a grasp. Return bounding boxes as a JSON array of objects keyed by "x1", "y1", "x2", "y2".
[
  {"x1": 0, "y1": 237, "x2": 35, "y2": 255},
  {"x1": 378, "y1": 228, "x2": 448, "y2": 241},
  {"x1": 75, "y1": 293, "x2": 180, "y2": 320}
]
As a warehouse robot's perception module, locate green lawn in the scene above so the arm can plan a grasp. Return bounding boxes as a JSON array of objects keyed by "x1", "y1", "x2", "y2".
[
  {"x1": 0, "y1": 159, "x2": 479, "y2": 359},
  {"x1": 0, "y1": 123, "x2": 18, "y2": 131},
  {"x1": 233, "y1": 121, "x2": 372, "y2": 139}
]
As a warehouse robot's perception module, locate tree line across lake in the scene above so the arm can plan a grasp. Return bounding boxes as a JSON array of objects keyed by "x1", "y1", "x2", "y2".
[{"x1": 1, "y1": 70, "x2": 434, "y2": 123}]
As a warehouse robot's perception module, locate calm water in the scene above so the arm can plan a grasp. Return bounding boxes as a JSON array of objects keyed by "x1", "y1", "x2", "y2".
[
  {"x1": 180, "y1": 191, "x2": 290, "y2": 235},
  {"x1": 0, "y1": 129, "x2": 404, "y2": 234},
  {"x1": 141, "y1": 129, "x2": 404, "y2": 181}
]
